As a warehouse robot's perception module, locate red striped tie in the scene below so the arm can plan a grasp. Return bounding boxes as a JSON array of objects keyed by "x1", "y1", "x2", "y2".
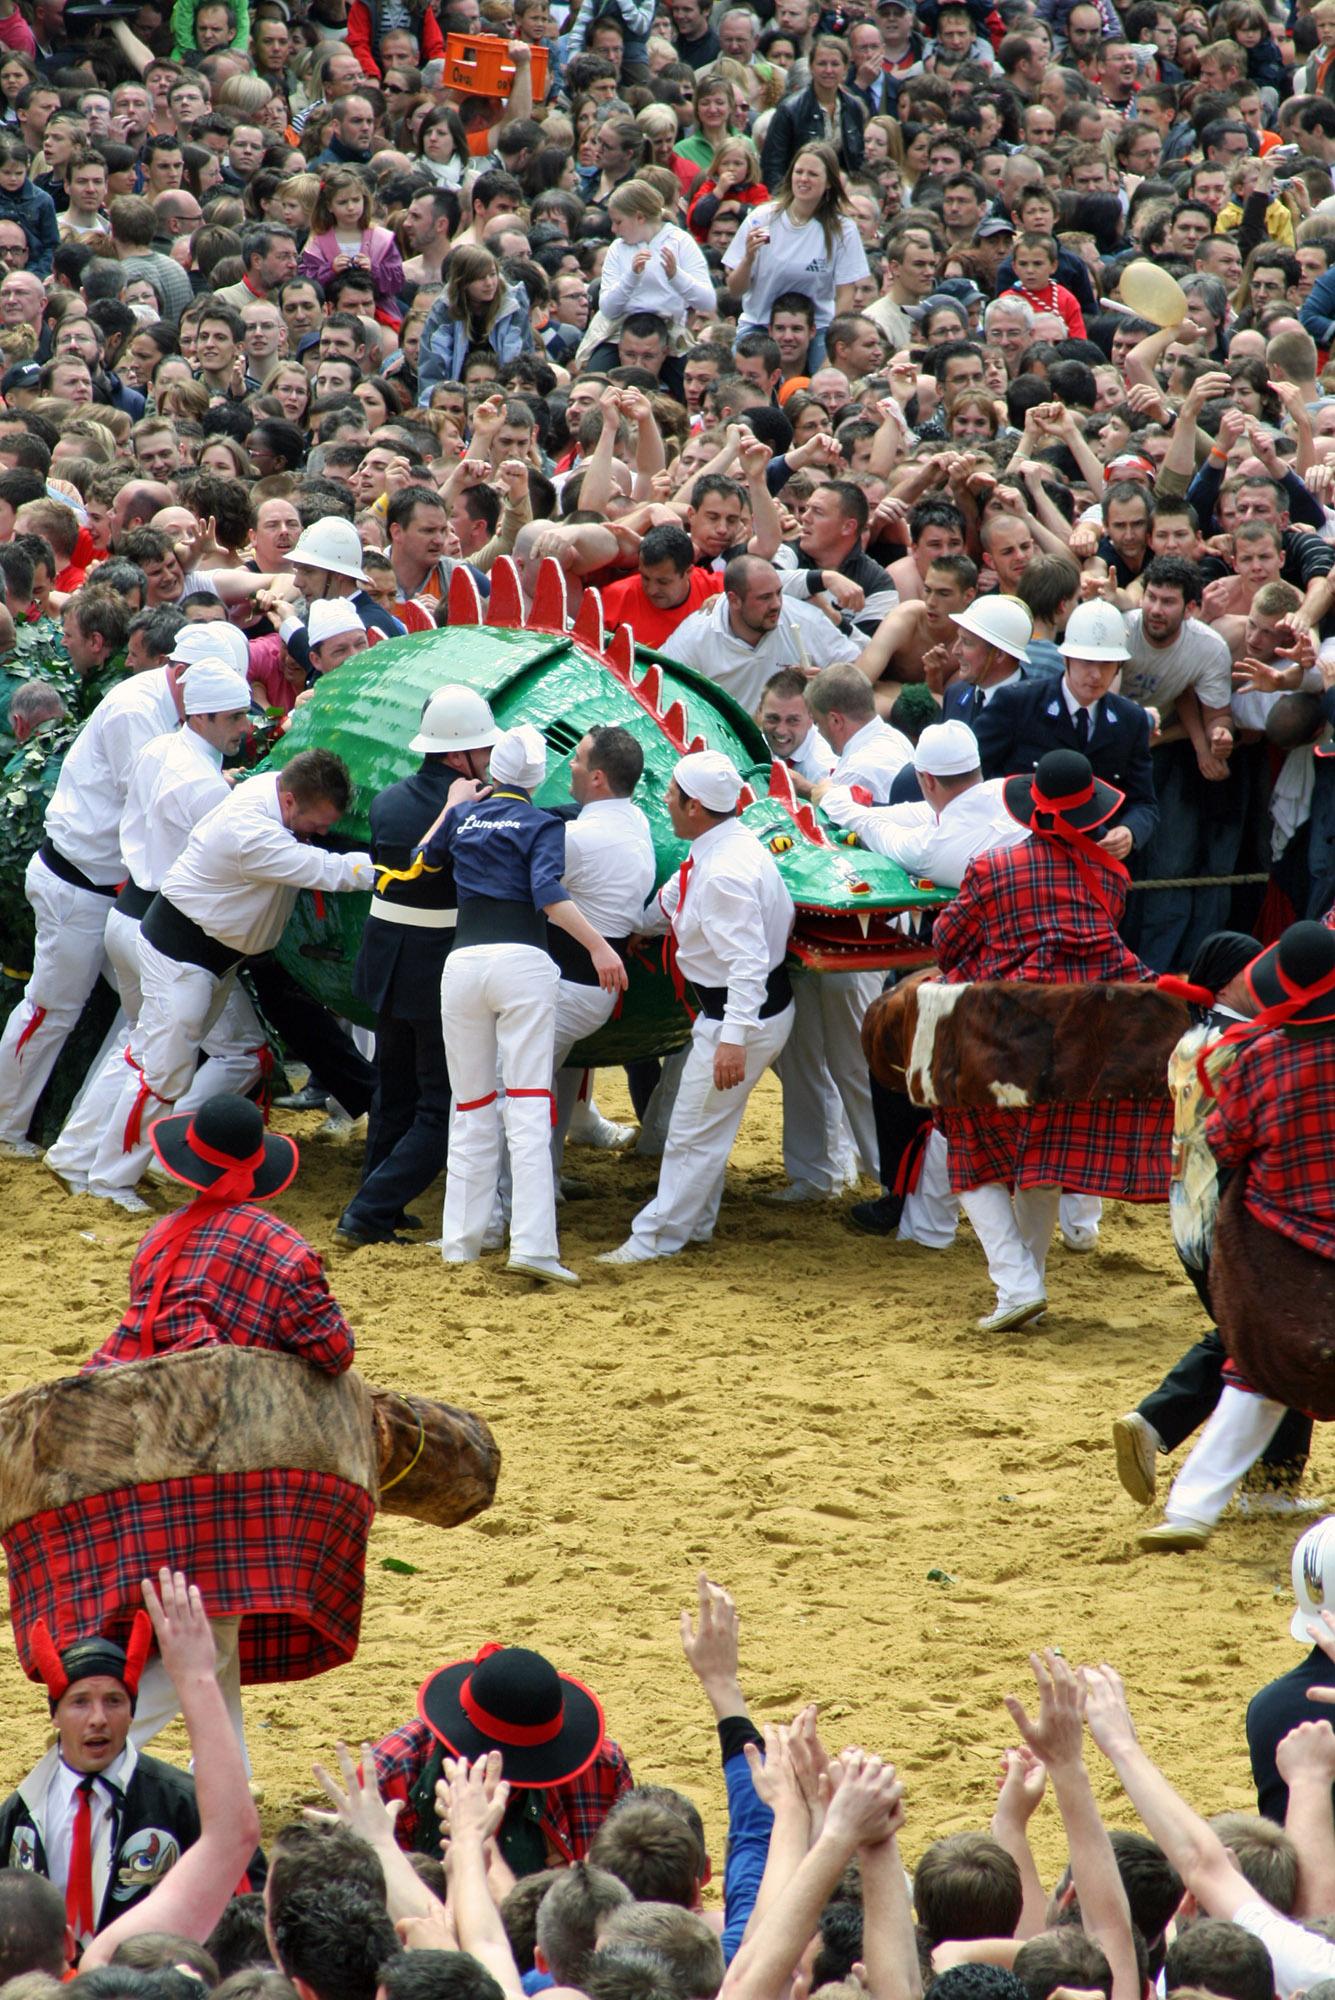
[{"x1": 66, "y1": 1775, "x2": 97, "y2": 1939}]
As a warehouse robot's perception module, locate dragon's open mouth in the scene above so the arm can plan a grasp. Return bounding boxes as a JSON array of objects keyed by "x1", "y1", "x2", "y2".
[{"x1": 790, "y1": 909, "x2": 939, "y2": 973}]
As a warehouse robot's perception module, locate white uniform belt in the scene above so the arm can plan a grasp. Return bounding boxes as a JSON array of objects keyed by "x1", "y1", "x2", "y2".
[{"x1": 369, "y1": 896, "x2": 457, "y2": 930}]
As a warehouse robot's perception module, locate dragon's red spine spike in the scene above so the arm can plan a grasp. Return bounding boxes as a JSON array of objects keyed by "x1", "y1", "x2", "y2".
[
  {"x1": 737, "y1": 785, "x2": 756, "y2": 808},
  {"x1": 768, "y1": 757, "x2": 797, "y2": 806},
  {"x1": 447, "y1": 563, "x2": 483, "y2": 627},
  {"x1": 794, "y1": 803, "x2": 829, "y2": 845},
  {"x1": 485, "y1": 556, "x2": 524, "y2": 628},
  {"x1": 637, "y1": 663, "x2": 663, "y2": 710},
  {"x1": 688, "y1": 734, "x2": 705, "y2": 752},
  {"x1": 659, "y1": 699, "x2": 690, "y2": 750},
  {"x1": 605, "y1": 626, "x2": 634, "y2": 680},
  {"x1": 574, "y1": 588, "x2": 606, "y2": 651},
  {"x1": 528, "y1": 557, "x2": 569, "y2": 634}
]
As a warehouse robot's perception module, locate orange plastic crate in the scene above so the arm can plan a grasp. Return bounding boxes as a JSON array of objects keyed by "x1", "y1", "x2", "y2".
[{"x1": 443, "y1": 32, "x2": 548, "y2": 99}]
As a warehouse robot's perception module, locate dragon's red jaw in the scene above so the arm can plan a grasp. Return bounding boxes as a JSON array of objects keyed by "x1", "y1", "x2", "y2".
[{"x1": 790, "y1": 910, "x2": 940, "y2": 973}]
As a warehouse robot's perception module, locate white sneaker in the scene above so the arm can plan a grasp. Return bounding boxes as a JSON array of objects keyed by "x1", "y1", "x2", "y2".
[
  {"x1": 1236, "y1": 1492, "x2": 1328, "y2": 1517},
  {"x1": 596, "y1": 1240, "x2": 661, "y2": 1265},
  {"x1": 977, "y1": 1296, "x2": 1047, "y2": 1332},
  {"x1": 1061, "y1": 1225, "x2": 1099, "y2": 1252},
  {"x1": 89, "y1": 1186, "x2": 151, "y2": 1215},
  {"x1": 568, "y1": 1102, "x2": 635, "y2": 1148},
  {"x1": 481, "y1": 1222, "x2": 507, "y2": 1251},
  {"x1": 0, "y1": 1137, "x2": 40, "y2": 1160},
  {"x1": 505, "y1": 1254, "x2": 580, "y2": 1285},
  {"x1": 764, "y1": 1180, "x2": 836, "y2": 1204}
]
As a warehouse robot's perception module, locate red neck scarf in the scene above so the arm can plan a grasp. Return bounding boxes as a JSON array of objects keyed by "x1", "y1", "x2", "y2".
[
  {"x1": 1029, "y1": 776, "x2": 1128, "y2": 922},
  {"x1": 136, "y1": 1138, "x2": 264, "y2": 1356}
]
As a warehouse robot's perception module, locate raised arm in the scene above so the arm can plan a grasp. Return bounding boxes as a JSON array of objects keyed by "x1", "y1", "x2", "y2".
[
  {"x1": 82, "y1": 1571, "x2": 262, "y2": 1968},
  {"x1": 990, "y1": 1749, "x2": 1049, "y2": 1939},
  {"x1": 1005, "y1": 1653, "x2": 1138, "y2": 2000},
  {"x1": 859, "y1": 1802, "x2": 922, "y2": 2000},
  {"x1": 306, "y1": 1741, "x2": 439, "y2": 1923},
  {"x1": 681, "y1": 1574, "x2": 770, "y2": 1963},
  {"x1": 438, "y1": 1755, "x2": 525, "y2": 2000},
  {"x1": 1277, "y1": 1721, "x2": 1335, "y2": 1918}
]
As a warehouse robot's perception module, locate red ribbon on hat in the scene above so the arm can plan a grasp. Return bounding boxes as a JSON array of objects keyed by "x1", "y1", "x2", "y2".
[
  {"x1": 458, "y1": 1642, "x2": 567, "y2": 1746},
  {"x1": 1195, "y1": 953, "x2": 1335, "y2": 1099},
  {"x1": 1028, "y1": 778, "x2": 1128, "y2": 921},
  {"x1": 135, "y1": 1132, "x2": 265, "y2": 1355}
]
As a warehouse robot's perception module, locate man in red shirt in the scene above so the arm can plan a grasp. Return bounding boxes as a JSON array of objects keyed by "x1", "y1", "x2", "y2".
[{"x1": 600, "y1": 523, "x2": 722, "y2": 650}]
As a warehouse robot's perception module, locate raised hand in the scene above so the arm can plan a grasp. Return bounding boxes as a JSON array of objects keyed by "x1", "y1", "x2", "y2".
[
  {"x1": 1079, "y1": 1663, "x2": 1139, "y2": 1759},
  {"x1": 308, "y1": 1740, "x2": 403, "y2": 1847},
  {"x1": 1277, "y1": 1718, "x2": 1335, "y2": 1785},
  {"x1": 141, "y1": 1568, "x2": 214, "y2": 1687},
  {"x1": 995, "y1": 1744, "x2": 1047, "y2": 1822},
  {"x1": 1003, "y1": 1650, "x2": 1084, "y2": 1774},
  {"x1": 680, "y1": 1572, "x2": 743, "y2": 1704},
  {"x1": 824, "y1": 1749, "x2": 906, "y2": 1849}
]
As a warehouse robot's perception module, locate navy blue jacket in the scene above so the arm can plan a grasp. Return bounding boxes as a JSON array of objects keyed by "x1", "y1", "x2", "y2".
[
  {"x1": 973, "y1": 674, "x2": 1159, "y2": 851},
  {"x1": 423, "y1": 787, "x2": 568, "y2": 910},
  {"x1": 1247, "y1": 1647, "x2": 1335, "y2": 1822},
  {"x1": 354, "y1": 762, "x2": 458, "y2": 1019}
]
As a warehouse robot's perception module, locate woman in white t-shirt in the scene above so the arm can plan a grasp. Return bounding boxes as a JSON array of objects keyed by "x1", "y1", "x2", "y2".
[{"x1": 724, "y1": 141, "x2": 869, "y2": 364}]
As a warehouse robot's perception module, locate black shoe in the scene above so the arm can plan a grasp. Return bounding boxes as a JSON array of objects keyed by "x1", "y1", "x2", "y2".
[
  {"x1": 275, "y1": 1083, "x2": 330, "y2": 1112},
  {"x1": 847, "y1": 1193, "x2": 903, "y2": 1236},
  {"x1": 395, "y1": 1212, "x2": 424, "y2": 1230},
  {"x1": 335, "y1": 1219, "x2": 409, "y2": 1248}
]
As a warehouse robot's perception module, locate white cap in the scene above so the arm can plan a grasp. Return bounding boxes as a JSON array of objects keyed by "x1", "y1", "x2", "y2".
[
  {"x1": 913, "y1": 719, "x2": 982, "y2": 778},
  {"x1": 181, "y1": 659, "x2": 252, "y2": 715},
  {"x1": 489, "y1": 723, "x2": 547, "y2": 791},
  {"x1": 308, "y1": 599, "x2": 365, "y2": 649},
  {"x1": 1292, "y1": 1517, "x2": 1335, "y2": 1641},
  {"x1": 950, "y1": 595, "x2": 1033, "y2": 663},
  {"x1": 1060, "y1": 599, "x2": 1131, "y2": 663},
  {"x1": 172, "y1": 622, "x2": 250, "y2": 677},
  {"x1": 290, "y1": 515, "x2": 369, "y2": 583},
  {"x1": 675, "y1": 749, "x2": 742, "y2": 812}
]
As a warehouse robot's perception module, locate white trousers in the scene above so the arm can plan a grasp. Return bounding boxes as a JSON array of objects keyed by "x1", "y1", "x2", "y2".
[
  {"x1": 629, "y1": 1003, "x2": 794, "y2": 1257},
  {"x1": 960, "y1": 1181, "x2": 1061, "y2": 1310},
  {"x1": 132, "y1": 1615, "x2": 248, "y2": 1771},
  {"x1": 1163, "y1": 1384, "x2": 1286, "y2": 1529},
  {"x1": 85, "y1": 939, "x2": 263, "y2": 1193},
  {"x1": 899, "y1": 1127, "x2": 959, "y2": 1247},
  {"x1": 0, "y1": 854, "x2": 112, "y2": 1143},
  {"x1": 777, "y1": 969, "x2": 880, "y2": 1189},
  {"x1": 1061, "y1": 1192, "x2": 1103, "y2": 1244},
  {"x1": 441, "y1": 943, "x2": 560, "y2": 1262},
  {"x1": 552, "y1": 981, "x2": 615, "y2": 1167}
]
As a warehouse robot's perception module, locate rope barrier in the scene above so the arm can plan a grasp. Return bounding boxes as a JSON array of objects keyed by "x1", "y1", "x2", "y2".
[{"x1": 1126, "y1": 872, "x2": 1273, "y2": 892}]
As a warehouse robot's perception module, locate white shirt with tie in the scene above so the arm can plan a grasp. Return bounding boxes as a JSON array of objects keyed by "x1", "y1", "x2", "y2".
[{"x1": 19, "y1": 1743, "x2": 137, "y2": 1942}]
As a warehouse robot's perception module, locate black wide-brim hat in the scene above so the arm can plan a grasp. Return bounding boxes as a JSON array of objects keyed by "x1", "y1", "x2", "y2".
[
  {"x1": 1004, "y1": 747, "x2": 1124, "y2": 834},
  {"x1": 418, "y1": 1643, "x2": 606, "y2": 1788},
  {"x1": 1245, "y1": 920, "x2": 1335, "y2": 1028},
  {"x1": 150, "y1": 1093, "x2": 298, "y2": 1198}
]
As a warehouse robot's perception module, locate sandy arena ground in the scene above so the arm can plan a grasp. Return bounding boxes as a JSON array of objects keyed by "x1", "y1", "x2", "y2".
[{"x1": 0, "y1": 1073, "x2": 1324, "y2": 1882}]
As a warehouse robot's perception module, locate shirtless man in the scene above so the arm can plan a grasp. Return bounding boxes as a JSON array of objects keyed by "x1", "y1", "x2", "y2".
[
  {"x1": 885, "y1": 499, "x2": 967, "y2": 605},
  {"x1": 859, "y1": 554, "x2": 979, "y2": 705}
]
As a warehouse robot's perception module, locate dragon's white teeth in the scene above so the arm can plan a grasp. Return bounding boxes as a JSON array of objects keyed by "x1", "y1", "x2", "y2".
[{"x1": 856, "y1": 912, "x2": 871, "y2": 937}]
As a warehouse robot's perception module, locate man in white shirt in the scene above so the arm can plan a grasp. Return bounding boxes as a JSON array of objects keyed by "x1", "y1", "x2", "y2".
[
  {"x1": 83, "y1": 751, "x2": 374, "y2": 1203},
  {"x1": 599, "y1": 750, "x2": 795, "y2": 1263},
  {"x1": 668, "y1": 555, "x2": 861, "y2": 713},
  {"x1": 550, "y1": 726, "x2": 656, "y2": 1163},
  {"x1": 0, "y1": 658, "x2": 191, "y2": 1157},
  {"x1": 46, "y1": 660, "x2": 260, "y2": 1207},
  {"x1": 806, "y1": 662, "x2": 913, "y2": 802},
  {"x1": 757, "y1": 669, "x2": 836, "y2": 793},
  {"x1": 763, "y1": 662, "x2": 912, "y2": 1201},
  {"x1": 822, "y1": 719, "x2": 1030, "y2": 1250}
]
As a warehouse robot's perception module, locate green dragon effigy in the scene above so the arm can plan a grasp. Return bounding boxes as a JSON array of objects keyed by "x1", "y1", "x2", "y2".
[{"x1": 259, "y1": 556, "x2": 952, "y2": 1063}]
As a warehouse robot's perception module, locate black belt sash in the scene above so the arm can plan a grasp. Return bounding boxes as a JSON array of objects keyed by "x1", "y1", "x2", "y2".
[
  {"x1": 141, "y1": 895, "x2": 245, "y2": 978},
  {"x1": 38, "y1": 840, "x2": 118, "y2": 897},
  {"x1": 116, "y1": 880, "x2": 155, "y2": 920},
  {"x1": 454, "y1": 896, "x2": 548, "y2": 951},
  {"x1": 548, "y1": 926, "x2": 629, "y2": 986},
  {"x1": 691, "y1": 965, "x2": 793, "y2": 1022}
]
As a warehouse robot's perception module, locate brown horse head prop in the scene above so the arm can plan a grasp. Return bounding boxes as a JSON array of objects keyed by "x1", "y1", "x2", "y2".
[{"x1": 372, "y1": 1389, "x2": 502, "y2": 1529}]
